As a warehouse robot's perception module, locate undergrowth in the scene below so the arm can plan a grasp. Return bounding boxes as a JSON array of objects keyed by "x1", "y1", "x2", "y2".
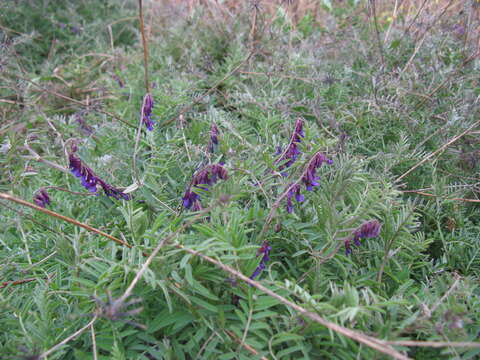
[{"x1": 1, "y1": 0, "x2": 479, "y2": 359}]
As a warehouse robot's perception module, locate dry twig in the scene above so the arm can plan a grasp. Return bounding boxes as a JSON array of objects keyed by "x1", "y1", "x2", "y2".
[
  {"x1": 401, "y1": 190, "x2": 480, "y2": 203},
  {"x1": 38, "y1": 316, "x2": 98, "y2": 359},
  {"x1": 0, "y1": 192, "x2": 132, "y2": 249},
  {"x1": 4, "y1": 193, "x2": 479, "y2": 358},
  {"x1": 138, "y1": 0, "x2": 150, "y2": 94},
  {"x1": 176, "y1": 243, "x2": 411, "y2": 360},
  {"x1": 0, "y1": 278, "x2": 36, "y2": 289},
  {"x1": 396, "y1": 118, "x2": 480, "y2": 183},
  {"x1": 19, "y1": 76, "x2": 135, "y2": 128},
  {"x1": 385, "y1": 340, "x2": 480, "y2": 348},
  {"x1": 225, "y1": 329, "x2": 268, "y2": 360}
]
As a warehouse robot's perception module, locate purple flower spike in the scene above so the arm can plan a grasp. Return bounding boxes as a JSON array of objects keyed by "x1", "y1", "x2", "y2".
[
  {"x1": 250, "y1": 241, "x2": 272, "y2": 280},
  {"x1": 353, "y1": 236, "x2": 361, "y2": 247},
  {"x1": 346, "y1": 220, "x2": 382, "y2": 255},
  {"x1": 353, "y1": 220, "x2": 382, "y2": 244},
  {"x1": 182, "y1": 163, "x2": 228, "y2": 210},
  {"x1": 296, "y1": 192, "x2": 305, "y2": 202},
  {"x1": 286, "y1": 183, "x2": 303, "y2": 213},
  {"x1": 250, "y1": 264, "x2": 265, "y2": 280},
  {"x1": 208, "y1": 123, "x2": 219, "y2": 153},
  {"x1": 141, "y1": 93, "x2": 154, "y2": 131},
  {"x1": 33, "y1": 189, "x2": 51, "y2": 208},
  {"x1": 345, "y1": 238, "x2": 352, "y2": 255},
  {"x1": 101, "y1": 182, "x2": 132, "y2": 200},
  {"x1": 282, "y1": 151, "x2": 332, "y2": 213},
  {"x1": 276, "y1": 118, "x2": 305, "y2": 173},
  {"x1": 68, "y1": 153, "x2": 131, "y2": 200},
  {"x1": 302, "y1": 152, "x2": 332, "y2": 191},
  {"x1": 182, "y1": 190, "x2": 201, "y2": 211}
]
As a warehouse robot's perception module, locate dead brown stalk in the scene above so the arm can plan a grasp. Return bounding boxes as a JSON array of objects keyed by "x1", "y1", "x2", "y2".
[{"x1": 0, "y1": 192, "x2": 132, "y2": 249}]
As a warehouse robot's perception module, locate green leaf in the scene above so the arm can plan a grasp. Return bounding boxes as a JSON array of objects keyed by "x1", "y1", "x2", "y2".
[
  {"x1": 272, "y1": 333, "x2": 305, "y2": 346},
  {"x1": 148, "y1": 310, "x2": 195, "y2": 333},
  {"x1": 190, "y1": 296, "x2": 218, "y2": 314}
]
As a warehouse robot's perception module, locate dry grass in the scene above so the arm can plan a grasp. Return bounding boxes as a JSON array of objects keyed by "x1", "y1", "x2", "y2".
[{"x1": 154, "y1": 0, "x2": 479, "y2": 65}]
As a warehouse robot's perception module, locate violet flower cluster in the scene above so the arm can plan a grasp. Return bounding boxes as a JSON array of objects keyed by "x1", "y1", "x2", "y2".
[
  {"x1": 284, "y1": 151, "x2": 333, "y2": 213},
  {"x1": 69, "y1": 153, "x2": 131, "y2": 200},
  {"x1": 345, "y1": 220, "x2": 382, "y2": 255},
  {"x1": 302, "y1": 152, "x2": 333, "y2": 191},
  {"x1": 286, "y1": 184, "x2": 304, "y2": 213},
  {"x1": 33, "y1": 189, "x2": 51, "y2": 208},
  {"x1": 182, "y1": 164, "x2": 228, "y2": 211},
  {"x1": 250, "y1": 241, "x2": 271, "y2": 280},
  {"x1": 208, "y1": 123, "x2": 219, "y2": 153},
  {"x1": 276, "y1": 118, "x2": 304, "y2": 174},
  {"x1": 141, "y1": 93, "x2": 154, "y2": 131}
]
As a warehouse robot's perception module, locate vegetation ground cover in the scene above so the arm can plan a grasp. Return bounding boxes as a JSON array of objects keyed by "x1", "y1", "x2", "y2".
[{"x1": 0, "y1": 0, "x2": 479, "y2": 359}]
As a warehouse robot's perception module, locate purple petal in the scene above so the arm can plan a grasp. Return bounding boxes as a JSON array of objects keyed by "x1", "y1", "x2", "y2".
[
  {"x1": 345, "y1": 239, "x2": 352, "y2": 255},
  {"x1": 87, "y1": 184, "x2": 97, "y2": 192},
  {"x1": 34, "y1": 198, "x2": 45, "y2": 208},
  {"x1": 353, "y1": 236, "x2": 361, "y2": 246},
  {"x1": 71, "y1": 169, "x2": 82, "y2": 177}
]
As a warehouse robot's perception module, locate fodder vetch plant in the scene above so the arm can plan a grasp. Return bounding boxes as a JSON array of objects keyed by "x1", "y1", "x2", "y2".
[{"x1": 1, "y1": 0, "x2": 480, "y2": 359}]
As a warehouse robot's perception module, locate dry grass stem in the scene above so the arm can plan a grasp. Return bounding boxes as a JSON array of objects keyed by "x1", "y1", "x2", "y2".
[
  {"x1": 401, "y1": 190, "x2": 480, "y2": 203},
  {"x1": 385, "y1": 340, "x2": 480, "y2": 348},
  {"x1": 175, "y1": 243, "x2": 411, "y2": 360},
  {"x1": 138, "y1": 0, "x2": 150, "y2": 93},
  {"x1": 0, "y1": 192, "x2": 132, "y2": 249},
  {"x1": 0, "y1": 278, "x2": 37, "y2": 289},
  {"x1": 39, "y1": 316, "x2": 98, "y2": 359},
  {"x1": 396, "y1": 118, "x2": 480, "y2": 183},
  {"x1": 225, "y1": 329, "x2": 268, "y2": 360}
]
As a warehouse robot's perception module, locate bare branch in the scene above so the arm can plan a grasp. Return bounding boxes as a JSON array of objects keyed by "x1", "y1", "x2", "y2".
[{"x1": 39, "y1": 316, "x2": 98, "y2": 359}]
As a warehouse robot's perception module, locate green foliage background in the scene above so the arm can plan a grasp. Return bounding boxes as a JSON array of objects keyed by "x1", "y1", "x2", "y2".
[{"x1": 1, "y1": 0, "x2": 479, "y2": 359}]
